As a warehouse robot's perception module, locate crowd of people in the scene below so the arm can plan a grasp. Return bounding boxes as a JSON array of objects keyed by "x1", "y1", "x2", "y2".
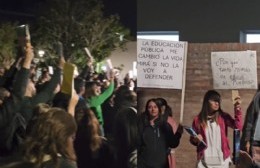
[{"x1": 0, "y1": 40, "x2": 259, "y2": 168}]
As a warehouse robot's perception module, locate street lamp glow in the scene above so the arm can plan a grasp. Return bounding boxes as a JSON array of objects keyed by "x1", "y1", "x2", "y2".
[{"x1": 38, "y1": 50, "x2": 45, "y2": 57}]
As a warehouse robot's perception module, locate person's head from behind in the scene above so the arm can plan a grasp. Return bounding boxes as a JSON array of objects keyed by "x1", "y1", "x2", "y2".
[
  {"x1": 114, "y1": 85, "x2": 137, "y2": 108},
  {"x1": 75, "y1": 110, "x2": 101, "y2": 152},
  {"x1": 144, "y1": 98, "x2": 162, "y2": 120},
  {"x1": 24, "y1": 108, "x2": 77, "y2": 166},
  {"x1": 114, "y1": 107, "x2": 138, "y2": 152},
  {"x1": 156, "y1": 97, "x2": 173, "y2": 117},
  {"x1": 124, "y1": 89, "x2": 137, "y2": 107},
  {"x1": 26, "y1": 103, "x2": 51, "y2": 135},
  {"x1": 32, "y1": 103, "x2": 50, "y2": 117},
  {"x1": 52, "y1": 92, "x2": 71, "y2": 110},
  {"x1": 74, "y1": 77, "x2": 86, "y2": 97}
]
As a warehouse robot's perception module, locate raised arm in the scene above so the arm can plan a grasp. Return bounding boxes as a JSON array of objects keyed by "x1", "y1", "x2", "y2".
[
  {"x1": 88, "y1": 70, "x2": 115, "y2": 106},
  {"x1": 67, "y1": 89, "x2": 79, "y2": 117},
  {"x1": 12, "y1": 43, "x2": 34, "y2": 99},
  {"x1": 224, "y1": 97, "x2": 243, "y2": 130},
  {"x1": 0, "y1": 44, "x2": 33, "y2": 128},
  {"x1": 163, "y1": 117, "x2": 183, "y2": 148},
  {"x1": 31, "y1": 57, "x2": 64, "y2": 105}
]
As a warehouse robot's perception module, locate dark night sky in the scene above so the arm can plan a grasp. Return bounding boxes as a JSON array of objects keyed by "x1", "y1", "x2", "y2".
[
  {"x1": 102, "y1": 0, "x2": 136, "y2": 36},
  {"x1": 0, "y1": 0, "x2": 136, "y2": 36}
]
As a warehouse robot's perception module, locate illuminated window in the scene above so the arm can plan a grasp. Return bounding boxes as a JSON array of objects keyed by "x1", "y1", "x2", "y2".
[
  {"x1": 246, "y1": 34, "x2": 260, "y2": 43},
  {"x1": 240, "y1": 31, "x2": 260, "y2": 43},
  {"x1": 137, "y1": 31, "x2": 179, "y2": 41}
]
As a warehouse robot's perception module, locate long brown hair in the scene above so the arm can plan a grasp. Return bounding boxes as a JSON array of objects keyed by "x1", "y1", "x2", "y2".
[
  {"x1": 24, "y1": 108, "x2": 77, "y2": 167},
  {"x1": 75, "y1": 110, "x2": 102, "y2": 152}
]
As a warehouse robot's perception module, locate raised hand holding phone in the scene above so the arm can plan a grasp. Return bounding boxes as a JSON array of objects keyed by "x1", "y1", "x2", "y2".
[
  {"x1": 17, "y1": 25, "x2": 32, "y2": 58},
  {"x1": 18, "y1": 25, "x2": 34, "y2": 69},
  {"x1": 232, "y1": 90, "x2": 242, "y2": 108},
  {"x1": 55, "y1": 41, "x2": 64, "y2": 59}
]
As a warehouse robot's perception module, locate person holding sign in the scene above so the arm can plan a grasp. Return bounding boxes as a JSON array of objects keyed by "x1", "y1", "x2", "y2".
[
  {"x1": 137, "y1": 98, "x2": 182, "y2": 168},
  {"x1": 189, "y1": 90, "x2": 243, "y2": 168}
]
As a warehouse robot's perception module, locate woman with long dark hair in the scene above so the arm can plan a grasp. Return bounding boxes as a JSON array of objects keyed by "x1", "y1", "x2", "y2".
[
  {"x1": 74, "y1": 110, "x2": 115, "y2": 168},
  {"x1": 137, "y1": 98, "x2": 182, "y2": 168}
]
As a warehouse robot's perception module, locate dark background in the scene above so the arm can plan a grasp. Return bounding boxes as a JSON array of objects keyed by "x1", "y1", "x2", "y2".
[
  {"x1": 103, "y1": 0, "x2": 136, "y2": 37},
  {"x1": 137, "y1": 0, "x2": 260, "y2": 42},
  {"x1": 0, "y1": 0, "x2": 137, "y2": 36}
]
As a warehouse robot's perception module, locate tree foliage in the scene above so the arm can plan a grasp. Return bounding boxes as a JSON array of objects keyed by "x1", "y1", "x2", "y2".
[
  {"x1": 0, "y1": 23, "x2": 17, "y2": 69},
  {"x1": 32, "y1": 0, "x2": 130, "y2": 69}
]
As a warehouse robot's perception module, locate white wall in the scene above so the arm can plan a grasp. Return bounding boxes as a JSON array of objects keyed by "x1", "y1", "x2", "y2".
[{"x1": 109, "y1": 41, "x2": 137, "y2": 82}]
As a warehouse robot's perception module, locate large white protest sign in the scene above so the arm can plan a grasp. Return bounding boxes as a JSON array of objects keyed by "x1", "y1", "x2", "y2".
[
  {"x1": 211, "y1": 51, "x2": 257, "y2": 89},
  {"x1": 137, "y1": 39, "x2": 187, "y2": 89}
]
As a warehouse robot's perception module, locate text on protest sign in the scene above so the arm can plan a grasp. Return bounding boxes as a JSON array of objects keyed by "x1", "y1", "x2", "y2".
[
  {"x1": 137, "y1": 39, "x2": 187, "y2": 89},
  {"x1": 211, "y1": 51, "x2": 257, "y2": 89}
]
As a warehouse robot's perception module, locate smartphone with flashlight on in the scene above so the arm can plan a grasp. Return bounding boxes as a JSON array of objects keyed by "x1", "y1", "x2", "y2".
[
  {"x1": 17, "y1": 24, "x2": 31, "y2": 58},
  {"x1": 56, "y1": 41, "x2": 63, "y2": 58}
]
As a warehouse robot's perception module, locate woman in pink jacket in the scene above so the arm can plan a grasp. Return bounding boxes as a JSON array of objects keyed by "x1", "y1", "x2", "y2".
[{"x1": 190, "y1": 90, "x2": 243, "y2": 168}]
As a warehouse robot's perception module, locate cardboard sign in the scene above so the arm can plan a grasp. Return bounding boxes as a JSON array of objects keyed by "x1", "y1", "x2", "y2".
[
  {"x1": 211, "y1": 51, "x2": 257, "y2": 89},
  {"x1": 137, "y1": 39, "x2": 187, "y2": 89},
  {"x1": 61, "y1": 63, "x2": 76, "y2": 95}
]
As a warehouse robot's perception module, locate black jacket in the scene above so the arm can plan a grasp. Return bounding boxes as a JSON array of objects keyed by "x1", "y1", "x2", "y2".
[
  {"x1": 0, "y1": 68, "x2": 30, "y2": 156},
  {"x1": 19, "y1": 68, "x2": 61, "y2": 122},
  {"x1": 137, "y1": 115, "x2": 181, "y2": 168}
]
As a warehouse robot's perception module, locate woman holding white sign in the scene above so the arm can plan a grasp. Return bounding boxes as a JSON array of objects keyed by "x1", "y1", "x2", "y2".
[{"x1": 189, "y1": 90, "x2": 243, "y2": 168}]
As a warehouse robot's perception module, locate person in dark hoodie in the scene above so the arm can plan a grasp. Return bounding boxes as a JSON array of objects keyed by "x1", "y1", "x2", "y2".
[{"x1": 112, "y1": 86, "x2": 138, "y2": 168}]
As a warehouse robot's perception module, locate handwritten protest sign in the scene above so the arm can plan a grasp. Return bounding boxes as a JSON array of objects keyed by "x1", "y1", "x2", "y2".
[
  {"x1": 211, "y1": 51, "x2": 257, "y2": 89},
  {"x1": 137, "y1": 39, "x2": 187, "y2": 89}
]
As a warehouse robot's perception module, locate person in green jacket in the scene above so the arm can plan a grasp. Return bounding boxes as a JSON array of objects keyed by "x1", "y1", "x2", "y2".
[{"x1": 85, "y1": 70, "x2": 115, "y2": 136}]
